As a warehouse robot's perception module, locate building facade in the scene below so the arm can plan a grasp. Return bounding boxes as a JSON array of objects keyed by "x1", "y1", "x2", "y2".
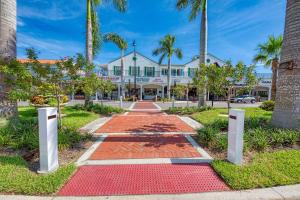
[{"x1": 99, "y1": 52, "x2": 272, "y2": 101}]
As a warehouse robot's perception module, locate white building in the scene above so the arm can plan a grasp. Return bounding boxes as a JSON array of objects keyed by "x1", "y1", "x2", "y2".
[
  {"x1": 99, "y1": 52, "x2": 272, "y2": 101},
  {"x1": 100, "y1": 52, "x2": 228, "y2": 100}
]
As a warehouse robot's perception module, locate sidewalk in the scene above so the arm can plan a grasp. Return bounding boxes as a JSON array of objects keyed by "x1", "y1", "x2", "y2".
[{"x1": 1, "y1": 184, "x2": 300, "y2": 200}]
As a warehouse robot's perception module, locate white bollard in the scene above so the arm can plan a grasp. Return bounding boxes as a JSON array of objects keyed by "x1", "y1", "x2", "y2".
[
  {"x1": 119, "y1": 96, "x2": 123, "y2": 108},
  {"x1": 38, "y1": 107, "x2": 59, "y2": 173},
  {"x1": 172, "y1": 96, "x2": 175, "y2": 108},
  {"x1": 227, "y1": 109, "x2": 245, "y2": 165}
]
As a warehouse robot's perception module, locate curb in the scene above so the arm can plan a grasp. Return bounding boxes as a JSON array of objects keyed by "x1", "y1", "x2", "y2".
[{"x1": 1, "y1": 184, "x2": 299, "y2": 200}]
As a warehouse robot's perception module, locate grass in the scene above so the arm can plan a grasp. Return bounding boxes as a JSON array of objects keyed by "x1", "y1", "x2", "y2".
[
  {"x1": 212, "y1": 150, "x2": 300, "y2": 190},
  {"x1": 0, "y1": 156, "x2": 76, "y2": 195},
  {"x1": 0, "y1": 106, "x2": 100, "y2": 195},
  {"x1": 18, "y1": 106, "x2": 99, "y2": 129},
  {"x1": 192, "y1": 107, "x2": 272, "y2": 125},
  {"x1": 62, "y1": 107, "x2": 99, "y2": 129}
]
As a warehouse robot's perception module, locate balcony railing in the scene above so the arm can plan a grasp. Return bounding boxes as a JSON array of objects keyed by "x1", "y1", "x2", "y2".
[{"x1": 108, "y1": 70, "x2": 187, "y2": 78}]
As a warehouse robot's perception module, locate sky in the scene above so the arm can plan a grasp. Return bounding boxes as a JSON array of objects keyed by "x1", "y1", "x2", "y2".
[{"x1": 17, "y1": 0, "x2": 286, "y2": 73}]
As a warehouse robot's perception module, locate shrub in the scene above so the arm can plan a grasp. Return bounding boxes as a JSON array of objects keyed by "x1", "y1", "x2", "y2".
[
  {"x1": 30, "y1": 96, "x2": 45, "y2": 105},
  {"x1": 269, "y1": 129, "x2": 298, "y2": 147},
  {"x1": 0, "y1": 118, "x2": 91, "y2": 151},
  {"x1": 72, "y1": 104, "x2": 123, "y2": 115},
  {"x1": 245, "y1": 128, "x2": 270, "y2": 151},
  {"x1": 161, "y1": 97, "x2": 171, "y2": 103},
  {"x1": 62, "y1": 95, "x2": 69, "y2": 103},
  {"x1": 167, "y1": 106, "x2": 212, "y2": 115},
  {"x1": 260, "y1": 100, "x2": 275, "y2": 111}
]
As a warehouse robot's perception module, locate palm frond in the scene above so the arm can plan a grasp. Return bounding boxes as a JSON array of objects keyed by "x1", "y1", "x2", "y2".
[
  {"x1": 174, "y1": 48, "x2": 183, "y2": 59},
  {"x1": 112, "y1": 0, "x2": 127, "y2": 12},
  {"x1": 190, "y1": 0, "x2": 202, "y2": 20},
  {"x1": 253, "y1": 34, "x2": 283, "y2": 66},
  {"x1": 158, "y1": 53, "x2": 167, "y2": 65},
  {"x1": 103, "y1": 33, "x2": 128, "y2": 50},
  {"x1": 176, "y1": 0, "x2": 189, "y2": 10}
]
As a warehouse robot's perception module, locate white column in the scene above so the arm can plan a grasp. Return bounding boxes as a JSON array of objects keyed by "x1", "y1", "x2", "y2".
[
  {"x1": 95, "y1": 91, "x2": 98, "y2": 101},
  {"x1": 268, "y1": 87, "x2": 271, "y2": 101},
  {"x1": 140, "y1": 85, "x2": 143, "y2": 100},
  {"x1": 117, "y1": 84, "x2": 121, "y2": 99},
  {"x1": 227, "y1": 109, "x2": 245, "y2": 165},
  {"x1": 38, "y1": 108, "x2": 59, "y2": 173}
]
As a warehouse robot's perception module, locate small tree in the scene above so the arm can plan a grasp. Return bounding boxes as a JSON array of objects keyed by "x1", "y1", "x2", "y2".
[
  {"x1": 173, "y1": 84, "x2": 186, "y2": 99},
  {"x1": 202, "y1": 64, "x2": 225, "y2": 107},
  {"x1": 0, "y1": 59, "x2": 33, "y2": 117}
]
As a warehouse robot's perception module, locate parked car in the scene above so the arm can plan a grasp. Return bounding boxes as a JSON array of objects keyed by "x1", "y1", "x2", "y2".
[{"x1": 230, "y1": 95, "x2": 256, "y2": 104}]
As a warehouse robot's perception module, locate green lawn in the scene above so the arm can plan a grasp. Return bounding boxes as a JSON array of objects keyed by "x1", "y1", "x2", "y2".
[
  {"x1": 192, "y1": 107, "x2": 272, "y2": 125},
  {"x1": 212, "y1": 150, "x2": 300, "y2": 190},
  {"x1": 18, "y1": 106, "x2": 99, "y2": 129},
  {"x1": 0, "y1": 106, "x2": 100, "y2": 195},
  {"x1": 0, "y1": 156, "x2": 76, "y2": 195}
]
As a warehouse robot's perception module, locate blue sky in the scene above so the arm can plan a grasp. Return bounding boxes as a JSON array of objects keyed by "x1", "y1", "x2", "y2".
[{"x1": 17, "y1": 0, "x2": 286, "y2": 73}]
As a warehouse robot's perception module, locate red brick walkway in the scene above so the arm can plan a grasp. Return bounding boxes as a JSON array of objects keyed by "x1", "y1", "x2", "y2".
[
  {"x1": 90, "y1": 135, "x2": 201, "y2": 160},
  {"x1": 58, "y1": 164, "x2": 229, "y2": 196},
  {"x1": 59, "y1": 102, "x2": 229, "y2": 196},
  {"x1": 96, "y1": 115, "x2": 194, "y2": 133},
  {"x1": 133, "y1": 101, "x2": 158, "y2": 109}
]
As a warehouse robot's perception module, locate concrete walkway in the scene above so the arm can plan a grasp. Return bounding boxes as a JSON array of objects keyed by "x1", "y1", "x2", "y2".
[{"x1": 1, "y1": 184, "x2": 300, "y2": 200}]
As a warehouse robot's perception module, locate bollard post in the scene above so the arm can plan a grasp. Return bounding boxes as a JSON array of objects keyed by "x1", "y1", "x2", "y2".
[
  {"x1": 119, "y1": 96, "x2": 123, "y2": 108},
  {"x1": 172, "y1": 96, "x2": 175, "y2": 108},
  {"x1": 227, "y1": 109, "x2": 245, "y2": 165},
  {"x1": 38, "y1": 107, "x2": 59, "y2": 173}
]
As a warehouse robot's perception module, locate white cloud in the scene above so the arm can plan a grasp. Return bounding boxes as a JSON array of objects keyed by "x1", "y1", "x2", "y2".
[
  {"x1": 17, "y1": 33, "x2": 83, "y2": 58},
  {"x1": 18, "y1": 0, "x2": 84, "y2": 21}
]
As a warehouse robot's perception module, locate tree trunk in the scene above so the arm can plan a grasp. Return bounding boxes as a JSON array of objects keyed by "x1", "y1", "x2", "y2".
[
  {"x1": 121, "y1": 50, "x2": 125, "y2": 99},
  {"x1": 270, "y1": 58, "x2": 278, "y2": 101},
  {"x1": 167, "y1": 58, "x2": 171, "y2": 99},
  {"x1": 0, "y1": 0, "x2": 17, "y2": 117},
  {"x1": 198, "y1": 0, "x2": 208, "y2": 107},
  {"x1": 85, "y1": 0, "x2": 93, "y2": 106},
  {"x1": 272, "y1": 0, "x2": 300, "y2": 128}
]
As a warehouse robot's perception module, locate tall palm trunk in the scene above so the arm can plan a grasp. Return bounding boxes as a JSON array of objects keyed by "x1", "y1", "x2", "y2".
[
  {"x1": 167, "y1": 58, "x2": 171, "y2": 99},
  {"x1": 0, "y1": 0, "x2": 17, "y2": 117},
  {"x1": 85, "y1": 0, "x2": 93, "y2": 106},
  {"x1": 198, "y1": 0, "x2": 207, "y2": 107},
  {"x1": 270, "y1": 58, "x2": 278, "y2": 101},
  {"x1": 272, "y1": 0, "x2": 300, "y2": 128},
  {"x1": 121, "y1": 50, "x2": 125, "y2": 98}
]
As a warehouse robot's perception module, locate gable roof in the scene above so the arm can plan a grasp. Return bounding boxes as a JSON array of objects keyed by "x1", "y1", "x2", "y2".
[{"x1": 108, "y1": 51, "x2": 159, "y2": 65}]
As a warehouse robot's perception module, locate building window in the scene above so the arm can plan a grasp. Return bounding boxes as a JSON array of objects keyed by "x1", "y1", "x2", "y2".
[
  {"x1": 188, "y1": 68, "x2": 197, "y2": 77},
  {"x1": 129, "y1": 66, "x2": 140, "y2": 76},
  {"x1": 113, "y1": 66, "x2": 121, "y2": 76},
  {"x1": 144, "y1": 67, "x2": 155, "y2": 77},
  {"x1": 161, "y1": 68, "x2": 168, "y2": 76},
  {"x1": 207, "y1": 58, "x2": 211, "y2": 63}
]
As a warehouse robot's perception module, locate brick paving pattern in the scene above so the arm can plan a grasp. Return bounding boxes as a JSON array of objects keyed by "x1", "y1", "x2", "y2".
[
  {"x1": 59, "y1": 101, "x2": 229, "y2": 196},
  {"x1": 58, "y1": 164, "x2": 229, "y2": 196},
  {"x1": 133, "y1": 101, "x2": 158, "y2": 109},
  {"x1": 90, "y1": 134, "x2": 201, "y2": 160},
  {"x1": 96, "y1": 115, "x2": 194, "y2": 133}
]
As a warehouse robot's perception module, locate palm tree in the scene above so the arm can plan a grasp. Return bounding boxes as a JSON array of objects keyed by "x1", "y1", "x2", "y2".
[
  {"x1": 86, "y1": 0, "x2": 127, "y2": 64},
  {"x1": 253, "y1": 35, "x2": 283, "y2": 101},
  {"x1": 153, "y1": 35, "x2": 183, "y2": 99},
  {"x1": 0, "y1": 0, "x2": 17, "y2": 117},
  {"x1": 176, "y1": 0, "x2": 207, "y2": 106},
  {"x1": 272, "y1": 0, "x2": 300, "y2": 129},
  {"x1": 103, "y1": 33, "x2": 128, "y2": 99},
  {"x1": 85, "y1": 0, "x2": 126, "y2": 105}
]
